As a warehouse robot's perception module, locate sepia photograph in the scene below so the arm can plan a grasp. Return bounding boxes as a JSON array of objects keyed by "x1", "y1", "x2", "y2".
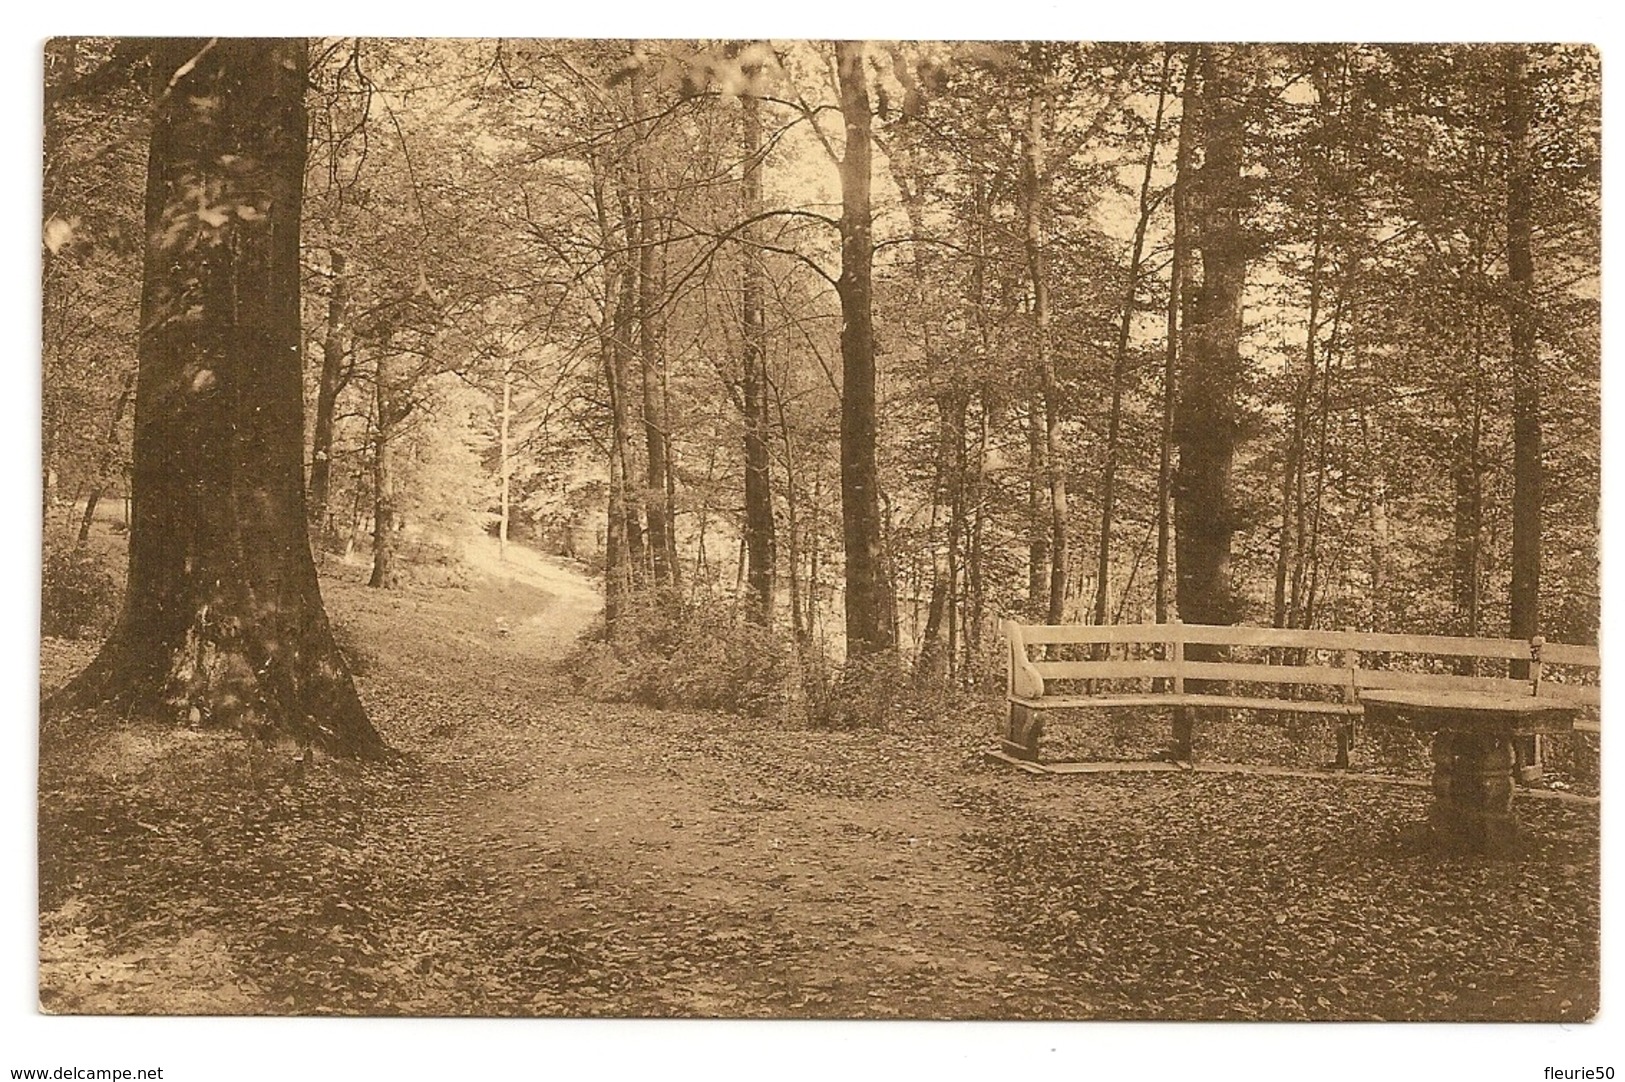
[{"x1": 22, "y1": 17, "x2": 1614, "y2": 1080}]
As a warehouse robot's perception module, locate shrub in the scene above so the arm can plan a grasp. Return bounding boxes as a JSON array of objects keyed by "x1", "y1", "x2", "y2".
[
  {"x1": 805, "y1": 650, "x2": 910, "y2": 731},
  {"x1": 569, "y1": 596, "x2": 797, "y2": 719},
  {"x1": 42, "y1": 544, "x2": 122, "y2": 640},
  {"x1": 397, "y1": 538, "x2": 470, "y2": 588}
]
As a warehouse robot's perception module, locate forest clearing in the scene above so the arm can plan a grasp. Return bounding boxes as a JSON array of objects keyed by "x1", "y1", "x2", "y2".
[{"x1": 36, "y1": 35, "x2": 1602, "y2": 1061}]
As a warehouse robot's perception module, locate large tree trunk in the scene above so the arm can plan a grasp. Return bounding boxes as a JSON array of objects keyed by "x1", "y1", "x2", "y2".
[
  {"x1": 307, "y1": 248, "x2": 348, "y2": 538},
  {"x1": 1174, "y1": 45, "x2": 1248, "y2": 631},
  {"x1": 834, "y1": 41, "x2": 894, "y2": 657},
  {"x1": 55, "y1": 38, "x2": 384, "y2": 758}
]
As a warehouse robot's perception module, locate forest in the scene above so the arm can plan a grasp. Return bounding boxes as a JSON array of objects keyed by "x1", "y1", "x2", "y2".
[{"x1": 37, "y1": 38, "x2": 1601, "y2": 1034}]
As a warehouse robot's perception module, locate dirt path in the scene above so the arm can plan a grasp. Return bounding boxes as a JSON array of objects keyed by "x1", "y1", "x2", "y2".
[
  {"x1": 328, "y1": 540, "x2": 1063, "y2": 1017},
  {"x1": 43, "y1": 539, "x2": 1595, "y2": 1020}
]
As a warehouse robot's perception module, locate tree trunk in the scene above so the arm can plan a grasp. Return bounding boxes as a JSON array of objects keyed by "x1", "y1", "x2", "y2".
[
  {"x1": 1021, "y1": 45, "x2": 1067, "y2": 626},
  {"x1": 590, "y1": 156, "x2": 635, "y2": 625},
  {"x1": 369, "y1": 349, "x2": 400, "y2": 590},
  {"x1": 1026, "y1": 396, "x2": 1049, "y2": 621},
  {"x1": 1156, "y1": 48, "x2": 1198, "y2": 626},
  {"x1": 636, "y1": 176, "x2": 675, "y2": 586},
  {"x1": 834, "y1": 41, "x2": 894, "y2": 657},
  {"x1": 614, "y1": 190, "x2": 647, "y2": 582},
  {"x1": 1174, "y1": 44, "x2": 1247, "y2": 631},
  {"x1": 1504, "y1": 44, "x2": 1541, "y2": 650},
  {"x1": 498, "y1": 356, "x2": 512, "y2": 561},
  {"x1": 740, "y1": 85, "x2": 775, "y2": 626},
  {"x1": 77, "y1": 366, "x2": 137, "y2": 545},
  {"x1": 1274, "y1": 228, "x2": 1324, "y2": 628},
  {"x1": 1097, "y1": 47, "x2": 1172, "y2": 627},
  {"x1": 308, "y1": 248, "x2": 348, "y2": 537},
  {"x1": 54, "y1": 38, "x2": 384, "y2": 758}
]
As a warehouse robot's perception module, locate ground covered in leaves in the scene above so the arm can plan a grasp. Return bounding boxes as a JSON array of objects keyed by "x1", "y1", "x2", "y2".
[{"x1": 38, "y1": 541, "x2": 1600, "y2": 1020}]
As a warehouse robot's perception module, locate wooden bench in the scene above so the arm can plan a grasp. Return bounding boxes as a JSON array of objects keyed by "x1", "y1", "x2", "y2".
[{"x1": 1001, "y1": 619, "x2": 1599, "y2": 768}]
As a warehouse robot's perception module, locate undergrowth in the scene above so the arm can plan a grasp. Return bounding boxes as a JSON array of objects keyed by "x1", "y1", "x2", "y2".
[{"x1": 42, "y1": 541, "x2": 122, "y2": 640}]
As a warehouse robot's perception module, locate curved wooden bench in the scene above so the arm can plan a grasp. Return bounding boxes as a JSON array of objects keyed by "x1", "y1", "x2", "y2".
[{"x1": 1001, "y1": 619, "x2": 1599, "y2": 768}]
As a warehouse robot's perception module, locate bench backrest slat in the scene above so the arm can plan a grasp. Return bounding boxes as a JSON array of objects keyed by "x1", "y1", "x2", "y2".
[
  {"x1": 1009, "y1": 620, "x2": 1552, "y2": 662},
  {"x1": 1180, "y1": 661, "x2": 1355, "y2": 687},
  {"x1": 1031, "y1": 659, "x2": 1179, "y2": 681},
  {"x1": 1014, "y1": 622, "x2": 1167, "y2": 645},
  {"x1": 1542, "y1": 642, "x2": 1601, "y2": 667},
  {"x1": 1178, "y1": 624, "x2": 1532, "y2": 659}
]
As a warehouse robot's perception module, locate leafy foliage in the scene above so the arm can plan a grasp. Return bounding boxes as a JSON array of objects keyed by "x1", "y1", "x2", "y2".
[
  {"x1": 41, "y1": 542, "x2": 122, "y2": 640},
  {"x1": 570, "y1": 596, "x2": 799, "y2": 719}
]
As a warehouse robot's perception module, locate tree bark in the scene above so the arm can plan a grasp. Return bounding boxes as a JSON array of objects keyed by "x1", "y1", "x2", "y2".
[
  {"x1": 498, "y1": 356, "x2": 512, "y2": 561},
  {"x1": 1504, "y1": 44, "x2": 1541, "y2": 649},
  {"x1": 1156, "y1": 48, "x2": 1198, "y2": 626},
  {"x1": 740, "y1": 83, "x2": 776, "y2": 626},
  {"x1": 1174, "y1": 44, "x2": 1248, "y2": 630},
  {"x1": 1021, "y1": 44, "x2": 1067, "y2": 626},
  {"x1": 834, "y1": 41, "x2": 894, "y2": 657},
  {"x1": 1274, "y1": 227, "x2": 1324, "y2": 629},
  {"x1": 368, "y1": 348, "x2": 400, "y2": 589},
  {"x1": 1097, "y1": 48, "x2": 1171, "y2": 628},
  {"x1": 54, "y1": 38, "x2": 384, "y2": 758}
]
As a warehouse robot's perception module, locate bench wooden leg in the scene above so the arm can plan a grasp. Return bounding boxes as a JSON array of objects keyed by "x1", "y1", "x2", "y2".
[
  {"x1": 1168, "y1": 705, "x2": 1193, "y2": 764},
  {"x1": 1004, "y1": 703, "x2": 1044, "y2": 761},
  {"x1": 1334, "y1": 719, "x2": 1357, "y2": 770}
]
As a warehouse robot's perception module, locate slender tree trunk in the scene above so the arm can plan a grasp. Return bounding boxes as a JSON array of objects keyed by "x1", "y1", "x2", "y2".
[
  {"x1": 55, "y1": 37, "x2": 383, "y2": 757},
  {"x1": 77, "y1": 366, "x2": 137, "y2": 544},
  {"x1": 1274, "y1": 228, "x2": 1324, "y2": 628},
  {"x1": 740, "y1": 85, "x2": 775, "y2": 625},
  {"x1": 368, "y1": 350, "x2": 399, "y2": 590},
  {"x1": 613, "y1": 190, "x2": 647, "y2": 581},
  {"x1": 1097, "y1": 47, "x2": 1172, "y2": 627},
  {"x1": 965, "y1": 400, "x2": 990, "y2": 675},
  {"x1": 1026, "y1": 397, "x2": 1049, "y2": 620},
  {"x1": 1505, "y1": 44, "x2": 1541, "y2": 650},
  {"x1": 834, "y1": 40, "x2": 894, "y2": 657},
  {"x1": 590, "y1": 157, "x2": 637, "y2": 625},
  {"x1": 1300, "y1": 301, "x2": 1343, "y2": 629},
  {"x1": 1021, "y1": 46, "x2": 1067, "y2": 625},
  {"x1": 498, "y1": 356, "x2": 512, "y2": 561},
  {"x1": 915, "y1": 393, "x2": 963, "y2": 680},
  {"x1": 308, "y1": 248, "x2": 348, "y2": 535},
  {"x1": 772, "y1": 368, "x2": 808, "y2": 645},
  {"x1": 1156, "y1": 48, "x2": 1198, "y2": 625},
  {"x1": 638, "y1": 210, "x2": 674, "y2": 587}
]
